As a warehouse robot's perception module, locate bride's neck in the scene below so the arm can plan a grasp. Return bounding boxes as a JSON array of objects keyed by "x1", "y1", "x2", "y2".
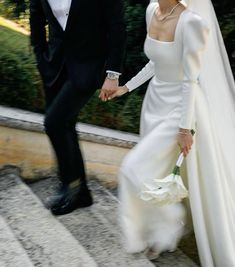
[{"x1": 158, "y1": 0, "x2": 180, "y2": 13}]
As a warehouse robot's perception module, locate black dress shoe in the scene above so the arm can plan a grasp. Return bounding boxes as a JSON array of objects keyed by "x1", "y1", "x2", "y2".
[
  {"x1": 45, "y1": 184, "x2": 68, "y2": 209},
  {"x1": 49, "y1": 180, "x2": 93, "y2": 216}
]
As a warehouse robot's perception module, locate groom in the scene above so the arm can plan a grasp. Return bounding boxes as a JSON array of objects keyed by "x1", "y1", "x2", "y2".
[{"x1": 29, "y1": 0, "x2": 126, "y2": 215}]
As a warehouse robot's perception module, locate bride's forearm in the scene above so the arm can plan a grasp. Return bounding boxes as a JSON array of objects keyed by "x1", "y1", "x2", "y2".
[{"x1": 125, "y1": 61, "x2": 155, "y2": 92}]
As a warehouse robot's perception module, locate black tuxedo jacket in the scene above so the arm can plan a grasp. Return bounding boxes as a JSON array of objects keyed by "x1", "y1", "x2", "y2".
[{"x1": 29, "y1": 0, "x2": 126, "y2": 87}]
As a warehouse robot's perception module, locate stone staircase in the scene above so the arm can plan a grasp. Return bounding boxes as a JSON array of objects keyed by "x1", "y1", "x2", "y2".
[{"x1": 0, "y1": 167, "x2": 199, "y2": 267}]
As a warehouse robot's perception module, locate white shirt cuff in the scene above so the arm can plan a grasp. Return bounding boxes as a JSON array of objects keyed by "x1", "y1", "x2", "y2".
[{"x1": 106, "y1": 70, "x2": 122, "y2": 76}]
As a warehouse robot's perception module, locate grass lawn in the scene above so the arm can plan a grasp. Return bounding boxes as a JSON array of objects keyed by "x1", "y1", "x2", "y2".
[
  {"x1": 0, "y1": 16, "x2": 29, "y2": 35},
  {"x1": 0, "y1": 16, "x2": 31, "y2": 56}
]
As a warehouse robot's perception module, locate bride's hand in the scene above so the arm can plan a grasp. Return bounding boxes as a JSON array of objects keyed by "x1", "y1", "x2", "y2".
[
  {"x1": 177, "y1": 129, "x2": 193, "y2": 157},
  {"x1": 108, "y1": 85, "x2": 129, "y2": 100}
]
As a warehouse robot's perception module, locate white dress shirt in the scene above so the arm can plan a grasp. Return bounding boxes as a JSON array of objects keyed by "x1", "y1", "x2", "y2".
[
  {"x1": 47, "y1": 0, "x2": 72, "y2": 31},
  {"x1": 47, "y1": 0, "x2": 121, "y2": 76}
]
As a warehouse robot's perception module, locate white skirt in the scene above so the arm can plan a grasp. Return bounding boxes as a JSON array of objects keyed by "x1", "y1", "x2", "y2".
[{"x1": 118, "y1": 76, "x2": 235, "y2": 267}]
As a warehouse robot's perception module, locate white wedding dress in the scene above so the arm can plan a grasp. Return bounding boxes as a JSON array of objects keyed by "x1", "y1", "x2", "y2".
[{"x1": 119, "y1": 2, "x2": 235, "y2": 267}]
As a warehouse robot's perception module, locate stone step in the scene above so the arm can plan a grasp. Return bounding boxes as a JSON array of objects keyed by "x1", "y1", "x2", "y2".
[
  {"x1": 88, "y1": 181, "x2": 199, "y2": 267},
  {"x1": 0, "y1": 216, "x2": 34, "y2": 267},
  {"x1": 29, "y1": 176, "x2": 154, "y2": 267},
  {"x1": 29, "y1": 176, "x2": 199, "y2": 267},
  {"x1": 0, "y1": 167, "x2": 97, "y2": 267}
]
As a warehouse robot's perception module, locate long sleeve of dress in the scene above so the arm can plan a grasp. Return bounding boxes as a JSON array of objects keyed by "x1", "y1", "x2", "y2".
[
  {"x1": 125, "y1": 61, "x2": 155, "y2": 92},
  {"x1": 125, "y1": 2, "x2": 156, "y2": 92},
  {"x1": 179, "y1": 14, "x2": 210, "y2": 129}
]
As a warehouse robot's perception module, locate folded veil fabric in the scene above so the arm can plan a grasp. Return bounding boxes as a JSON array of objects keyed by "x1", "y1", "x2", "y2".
[{"x1": 183, "y1": 0, "x2": 235, "y2": 181}]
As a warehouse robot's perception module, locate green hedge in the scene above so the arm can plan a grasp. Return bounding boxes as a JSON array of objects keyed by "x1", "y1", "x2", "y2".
[
  {"x1": 0, "y1": 22, "x2": 144, "y2": 133},
  {"x1": 79, "y1": 91, "x2": 143, "y2": 133},
  {"x1": 0, "y1": 0, "x2": 234, "y2": 134},
  {"x1": 0, "y1": 25, "x2": 44, "y2": 111},
  {"x1": 0, "y1": 0, "x2": 149, "y2": 133}
]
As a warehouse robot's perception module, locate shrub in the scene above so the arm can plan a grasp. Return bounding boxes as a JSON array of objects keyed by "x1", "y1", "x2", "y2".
[
  {"x1": 0, "y1": 0, "x2": 148, "y2": 133},
  {"x1": 79, "y1": 91, "x2": 143, "y2": 134},
  {"x1": 0, "y1": 0, "x2": 234, "y2": 134},
  {"x1": 0, "y1": 25, "x2": 44, "y2": 111}
]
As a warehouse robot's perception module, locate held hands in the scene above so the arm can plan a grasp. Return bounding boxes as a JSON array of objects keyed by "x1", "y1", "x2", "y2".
[
  {"x1": 108, "y1": 85, "x2": 129, "y2": 100},
  {"x1": 177, "y1": 128, "x2": 193, "y2": 157},
  {"x1": 100, "y1": 82, "x2": 193, "y2": 157},
  {"x1": 99, "y1": 78, "x2": 119, "y2": 102},
  {"x1": 99, "y1": 78, "x2": 128, "y2": 101}
]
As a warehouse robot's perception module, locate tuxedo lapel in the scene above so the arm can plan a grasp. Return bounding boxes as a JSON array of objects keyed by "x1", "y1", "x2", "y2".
[
  {"x1": 40, "y1": 0, "x2": 80, "y2": 33},
  {"x1": 40, "y1": 0, "x2": 64, "y2": 33},
  {"x1": 65, "y1": 0, "x2": 81, "y2": 32}
]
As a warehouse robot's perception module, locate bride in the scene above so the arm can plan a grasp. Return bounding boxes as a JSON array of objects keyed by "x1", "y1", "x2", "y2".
[{"x1": 105, "y1": 0, "x2": 235, "y2": 266}]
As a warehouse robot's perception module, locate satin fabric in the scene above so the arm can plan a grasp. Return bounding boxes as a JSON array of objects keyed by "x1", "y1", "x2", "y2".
[{"x1": 119, "y1": 3, "x2": 235, "y2": 267}]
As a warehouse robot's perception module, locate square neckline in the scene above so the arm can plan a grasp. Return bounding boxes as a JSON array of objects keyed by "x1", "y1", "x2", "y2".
[{"x1": 147, "y1": 4, "x2": 187, "y2": 44}]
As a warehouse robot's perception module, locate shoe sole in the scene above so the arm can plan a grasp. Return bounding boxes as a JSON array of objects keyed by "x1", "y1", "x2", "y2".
[{"x1": 51, "y1": 200, "x2": 93, "y2": 216}]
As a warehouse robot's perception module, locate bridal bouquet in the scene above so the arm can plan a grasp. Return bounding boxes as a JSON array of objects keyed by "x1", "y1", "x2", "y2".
[{"x1": 139, "y1": 130, "x2": 195, "y2": 206}]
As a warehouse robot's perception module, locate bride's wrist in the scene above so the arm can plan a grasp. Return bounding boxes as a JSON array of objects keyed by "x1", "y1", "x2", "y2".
[{"x1": 123, "y1": 84, "x2": 130, "y2": 92}]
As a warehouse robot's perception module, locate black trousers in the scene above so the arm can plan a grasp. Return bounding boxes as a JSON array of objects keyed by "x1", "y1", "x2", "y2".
[{"x1": 43, "y1": 60, "x2": 104, "y2": 185}]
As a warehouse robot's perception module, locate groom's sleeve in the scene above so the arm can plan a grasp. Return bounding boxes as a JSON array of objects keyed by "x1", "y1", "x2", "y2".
[
  {"x1": 29, "y1": 0, "x2": 47, "y2": 61},
  {"x1": 103, "y1": 0, "x2": 127, "y2": 73}
]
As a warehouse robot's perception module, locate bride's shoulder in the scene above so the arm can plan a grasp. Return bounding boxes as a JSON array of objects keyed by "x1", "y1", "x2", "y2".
[
  {"x1": 180, "y1": 10, "x2": 210, "y2": 47},
  {"x1": 182, "y1": 9, "x2": 210, "y2": 33}
]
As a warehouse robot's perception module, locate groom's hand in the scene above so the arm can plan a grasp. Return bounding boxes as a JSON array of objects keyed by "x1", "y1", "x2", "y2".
[{"x1": 99, "y1": 78, "x2": 119, "y2": 102}]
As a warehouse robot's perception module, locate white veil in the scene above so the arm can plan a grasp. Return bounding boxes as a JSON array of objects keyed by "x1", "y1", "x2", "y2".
[
  {"x1": 145, "y1": 3, "x2": 235, "y2": 264},
  {"x1": 183, "y1": 0, "x2": 235, "y2": 176},
  {"x1": 152, "y1": 0, "x2": 235, "y2": 173},
  {"x1": 181, "y1": 2, "x2": 235, "y2": 263}
]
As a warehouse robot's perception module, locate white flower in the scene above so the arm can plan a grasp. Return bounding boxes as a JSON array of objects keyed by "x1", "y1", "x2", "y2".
[{"x1": 139, "y1": 174, "x2": 188, "y2": 206}]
